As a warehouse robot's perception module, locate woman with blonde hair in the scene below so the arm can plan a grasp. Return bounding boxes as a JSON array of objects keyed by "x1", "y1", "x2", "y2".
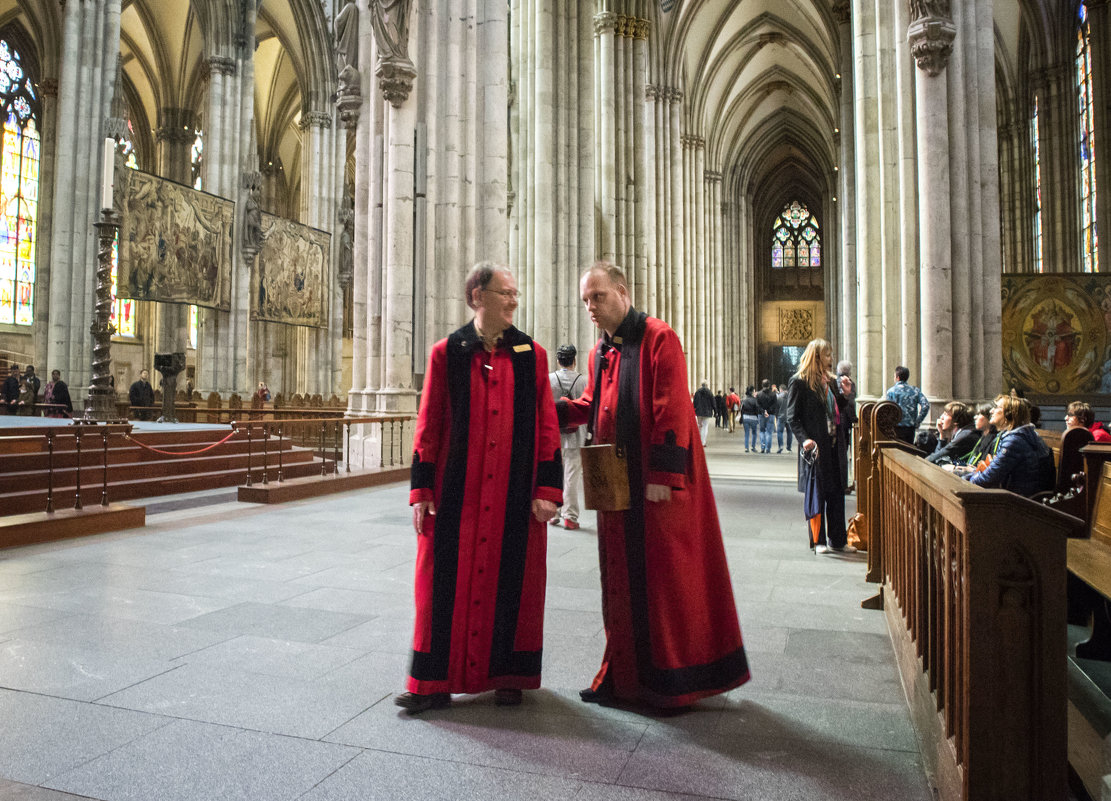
[
  {"x1": 962, "y1": 394, "x2": 1054, "y2": 497},
  {"x1": 785, "y1": 339, "x2": 854, "y2": 554}
]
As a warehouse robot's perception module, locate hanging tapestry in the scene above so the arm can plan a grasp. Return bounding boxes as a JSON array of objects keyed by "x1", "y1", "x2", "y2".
[
  {"x1": 251, "y1": 213, "x2": 330, "y2": 328},
  {"x1": 115, "y1": 169, "x2": 233, "y2": 310},
  {"x1": 1001, "y1": 273, "x2": 1111, "y2": 394}
]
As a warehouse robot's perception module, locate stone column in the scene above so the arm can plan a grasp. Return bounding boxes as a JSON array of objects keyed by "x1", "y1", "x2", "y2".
[
  {"x1": 47, "y1": 0, "x2": 123, "y2": 383},
  {"x1": 834, "y1": 0, "x2": 856, "y2": 366},
  {"x1": 908, "y1": 6, "x2": 956, "y2": 402},
  {"x1": 594, "y1": 11, "x2": 617, "y2": 261},
  {"x1": 851, "y1": 0, "x2": 883, "y2": 394},
  {"x1": 1033, "y1": 63, "x2": 1082, "y2": 273},
  {"x1": 668, "y1": 90, "x2": 683, "y2": 337},
  {"x1": 154, "y1": 107, "x2": 197, "y2": 357},
  {"x1": 31, "y1": 77, "x2": 59, "y2": 368},
  {"x1": 631, "y1": 18, "x2": 649, "y2": 306}
]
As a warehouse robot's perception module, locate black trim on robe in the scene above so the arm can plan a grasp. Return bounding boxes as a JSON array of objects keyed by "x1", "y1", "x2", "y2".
[
  {"x1": 598, "y1": 308, "x2": 750, "y2": 698},
  {"x1": 409, "y1": 322, "x2": 543, "y2": 681},
  {"x1": 649, "y1": 430, "x2": 688, "y2": 476},
  {"x1": 411, "y1": 453, "x2": 435, "y2": 491},
  {"x1": 536, "y1": 449, "x2": 563, "y2": 491}
]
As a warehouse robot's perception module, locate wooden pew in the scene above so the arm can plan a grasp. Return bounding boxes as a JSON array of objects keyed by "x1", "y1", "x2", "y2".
[
  {"x1": 1066, "y1": 460, "x2": 1111, "y2": 801},
  {"x1": 872, "y1": 445, "x2": 1080, "y2": 801}
]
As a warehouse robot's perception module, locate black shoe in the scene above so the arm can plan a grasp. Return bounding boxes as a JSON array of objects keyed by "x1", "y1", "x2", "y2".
[
  {"x1": 395, "y1": 692, "x2": 451, "y2": 714},
  {"x1": 495, "y1": 688, "x2": 523, "y2": 706},
  {"x1": 579, "y1": 686, "x2": 616, "y2": 705}
]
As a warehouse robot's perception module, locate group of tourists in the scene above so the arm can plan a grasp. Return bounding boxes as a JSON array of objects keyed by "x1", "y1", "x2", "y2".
[
  {"x1": 700, "y1": 380, "x2": 796, "y2": 454},
  {"x1": 1, "y1": 364, "x2": 71, "y2": 417},
  {"x1": 397, "y1": 261, "x2": 750, "y2": 715}
]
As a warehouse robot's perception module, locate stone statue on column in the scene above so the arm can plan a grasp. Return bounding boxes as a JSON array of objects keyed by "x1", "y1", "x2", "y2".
[
  {"x1": 334, "y1": 0, "x2": 361, "y2": 101},
  {"x1": 908, "y1": 0, "x2": 951, "y2": 21},
  {"x1": 369, "y1": 0, "x2": 416, "y2": 107},
  {"x1": 338, "y1": 198, "x2": 354, "y2": 290},
  {"x1": 242, "y1": 173, "x2": 264, "y2": 257}
]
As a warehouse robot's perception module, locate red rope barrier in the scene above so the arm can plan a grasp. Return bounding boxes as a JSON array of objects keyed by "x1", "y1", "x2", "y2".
[{"x1": 123, "y1": 430, "x2": 239, "y2": 456}]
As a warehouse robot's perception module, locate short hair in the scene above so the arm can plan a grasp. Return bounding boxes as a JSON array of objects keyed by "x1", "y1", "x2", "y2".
[
  {"x1": 895, "y1": 366, "x2": 909, "y2": 382},
  {"x1": 464, "y1": 261, "x2": 512, "y2": 310},
  {"x1": 1068, "y1": 401, "x2": 1095, "y2": 428},
  {"x1": 943, "y1": 401, "x2": 973, "y2": 428},
  {"x1": 556, "y1": 344, "x2": 577, "y2": 367},
  {"x1": 993, "y1": 393, "x2": 1030, "y2": 429},
  {"x1": 836, "y1": 360, "x2": 853, "y2": 376},
  {"x1": 729, "y1": 386, "x2": 735, "y2": 392},
  {"x1": 582, "y1": 260, "x2": 628, "y2": 290},
  {"x1": 8, "y1": 364, "x2": 18, "y2": 371},
  {"x1": 760, "y1": 379, "x2": 770, "y2": 390},
  {"x1": 975, "y1": 401, "x2": 994, "y2": 419}
]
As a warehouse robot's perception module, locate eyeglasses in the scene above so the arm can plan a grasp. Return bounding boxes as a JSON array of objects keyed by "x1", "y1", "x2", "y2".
[{"x1": 485, "y1": 289, "x2": 520, "y2": 299}]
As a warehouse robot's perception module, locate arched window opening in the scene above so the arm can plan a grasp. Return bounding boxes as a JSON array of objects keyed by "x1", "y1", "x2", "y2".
[
  {"x1": 1033, "y1": 97, "x2": 1043, "y2": 273},
  {"x1": 1079, "y1": 2, "x2": 1098, "y2": 272},
  {"x1": 770, "y1": 200, "x2": 822, "y2": 289},
  {"x1": 0, "y1": 38, "x2": 39, "y2": 326}
]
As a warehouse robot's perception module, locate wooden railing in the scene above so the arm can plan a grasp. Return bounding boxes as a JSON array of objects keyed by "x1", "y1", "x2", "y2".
[
  {"x1": 229, "y1": 415, "x2": 412, "y2": 484},
  {"x1": 9, "y1": 422, "x2": 135, "y2": 512},
  {"x1": 859, "y1": 416, "x2": 1081, "y2": 801}
]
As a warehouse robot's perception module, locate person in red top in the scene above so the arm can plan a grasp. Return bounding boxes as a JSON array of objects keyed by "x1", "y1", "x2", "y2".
[
  {"x1": 1069, "y1": 401, "x2": 1111, "y2": 442},
  {"x1": 398, "y1": 263, "x2": 563, "y2": 714},
  {"x1": 558, "y1": 261, "x2": 750, "y2": 710},
  {"x1": 725, "y1": 387, "x2": 741, "y2": 433}
]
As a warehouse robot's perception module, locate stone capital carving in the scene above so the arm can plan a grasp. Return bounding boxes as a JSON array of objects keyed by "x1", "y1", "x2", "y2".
[
  {"x1": 665, "y1": 87, "x2": 684, "y2": 103},
  {"x1": 704, "y1": 170, "x2": 722, "y2": 183},
  {"x1": 593, "y1": 11, "x2": 618, "y2": 35},
  {"x1": 634, "y1": 18, "x2": 651, "y2": 40},
  {"x1": 300, "y1": 110, "x2": 333, "y2": 130},
  {"x1": 645, "y1": 84, "x2": 660, "y2": 101},
  {"x1": 208, "y1": 56, "x2": 237, "y2": 77},
  {"x1": 377, "y1": 58, "x2": 417, "y2": 108},
  {"x1": 832, "y1": 0, "x2": 850, "y2": 24},
  {"x1": 156, "y1": 107, "x2": 197, "y2": 145},
  {"x1": 681, "y1": 134, "x2": 704, "y2": 149},
  {"x1": 907, "y1": 14, "x2": 956, "y2": 76},
  {"x1": 39, "y1": 77, "x2": 58, "y2": 98},
  {"x1": 336, "y1": 88, "x2": 363, "y2": 128}
]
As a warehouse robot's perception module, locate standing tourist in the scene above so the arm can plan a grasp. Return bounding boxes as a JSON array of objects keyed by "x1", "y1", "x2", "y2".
[
  {"x1": 549, "y1": 344, "x2": 586, "y2": 530},
  {"x1": 398, "y1": 262, "x2": 562, "y2": 714},
  {"x1": 129, "y1": 369, "x2": 155, "y2": 421},
  {"x1": 884, "y1": 366, "x2": 930, "y2": 445},
  {"x1": 786, "y1": 339, "x2": 855, "y2": 554}
]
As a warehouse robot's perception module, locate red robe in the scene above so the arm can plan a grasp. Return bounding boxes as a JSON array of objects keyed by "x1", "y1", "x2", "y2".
[
  {"x1": 560, "y1": 310, "x2": 750, "y2": 707},
  {"x1": 408, "y1": 322, "x2": 563, "y2": 695}
]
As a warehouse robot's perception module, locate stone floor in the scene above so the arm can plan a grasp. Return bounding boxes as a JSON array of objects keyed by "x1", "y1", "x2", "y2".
[{"x1": 0, "y1": 425, "x2": 931, "y2": 801}]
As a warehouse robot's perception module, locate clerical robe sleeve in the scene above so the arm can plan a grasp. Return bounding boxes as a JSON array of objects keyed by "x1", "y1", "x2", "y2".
[
  {"x1": 533, "y1": 344, "x2": 564, "y2": 505},
  {"x1": 645, "y1": 326, "x2": 695, "y2": 490},
  {"x1": 409, "y1": 341, "x2": 447, "y2": 505}
]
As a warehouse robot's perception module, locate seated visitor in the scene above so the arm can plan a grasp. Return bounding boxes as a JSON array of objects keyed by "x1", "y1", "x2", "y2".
[
  {"x1": 950, "y1": 402, "x2": 999, "y2": 469},
  {"x1": 926, "y1": 401, "x2": 977, "y2": 466},
  {"x1": 961, "y1": 395, "x2": 1054, "y2": 497}
]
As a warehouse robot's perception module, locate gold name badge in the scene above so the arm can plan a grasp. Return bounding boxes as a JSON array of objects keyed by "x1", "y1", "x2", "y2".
[
  {"x1": 613, "y1": 336, "x2": 623, "y2": 344},
  {"x1": 513, "y1": 344, "x2": 532, "y2": 352}
]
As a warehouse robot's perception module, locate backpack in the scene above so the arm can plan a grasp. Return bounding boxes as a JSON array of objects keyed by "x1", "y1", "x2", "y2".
[{"x1": 555, "y1": 373, "x2": 584, "y2": 434}]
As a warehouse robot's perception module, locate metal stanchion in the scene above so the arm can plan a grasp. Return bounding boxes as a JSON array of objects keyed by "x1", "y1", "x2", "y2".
[
  {"x1": 100, "y1": 430, "x2": 110, "y2": 506},
  {"x1": 46, "y1": 431, "x2": 55, "y2": 514},
  {"x1": 74, "y1": 427, "x2": 83, "y2": 510}
]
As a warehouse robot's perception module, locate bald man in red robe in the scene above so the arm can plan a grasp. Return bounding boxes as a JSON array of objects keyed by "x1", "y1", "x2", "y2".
[
  {"x1": 557, "y1": 262, "x2": 750, "y2": 710},
  {"x1": 397, "y1": 263, "x2": 563, "y2": 714}
]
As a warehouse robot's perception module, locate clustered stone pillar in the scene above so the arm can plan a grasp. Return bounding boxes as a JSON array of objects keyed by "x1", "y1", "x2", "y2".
[
  {"x1": 834, "y1": 1, "x2": 856, "y2": 368},
  {"x1": 154, "y1": 107, "x2": 198, "y2": 360},
  {"x1": 909, "y1": 8, "x2": 957, "y2": 403},
  {"x1": 645, "y1": 85, "x2": 684, "y2": 344},
  {"x1": 46, "y1": 0, "x2": 123, "y2": 385}
]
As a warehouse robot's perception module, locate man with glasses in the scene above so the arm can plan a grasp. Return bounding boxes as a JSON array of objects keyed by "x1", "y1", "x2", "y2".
[{"x1": 399, "y1": 262, "x2": 563, "y2": 714}]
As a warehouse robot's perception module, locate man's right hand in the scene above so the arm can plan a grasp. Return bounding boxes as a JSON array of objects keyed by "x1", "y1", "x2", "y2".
[
  {"x1": 412, "y1": 501, "x2": 436, "y2": 535},
  {"x1": 803, "y1": 439, "x2": 816, "y2": 452}
]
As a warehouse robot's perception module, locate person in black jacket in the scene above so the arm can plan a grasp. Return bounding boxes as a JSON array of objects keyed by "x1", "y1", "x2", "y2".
[
  {"x1": 1, "y1": 364, "x2": 20, "y2": 413},
  {"x1": 714, "y1": 390, "x2": 727, "y2": 428},
  {"x1": 129, "y1": 369, "x2": 155, "y2": 420},
  {"x1": 755, "y1": 379, "x2": 777, "y2": 453},
  {"x1": 786, "y1": 339, "x2": 854, "y2": 554},
  {"x1": 693, "y1": 381, "x2": 715, "y2": 446}
]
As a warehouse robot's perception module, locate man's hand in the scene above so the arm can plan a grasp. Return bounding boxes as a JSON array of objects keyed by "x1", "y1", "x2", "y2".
[
  {"x1": 802, "y1": 439, "x2": 817, "y2": 452},
  {"x1": 532, "y1": 498, "x2": 558, "y2": 522},
  {"x1": 646, "y1": 483, "x2": 671, "y2": 502},
  {"x1": 412, "y1": 500, "x2": 436, "y2": 534}
]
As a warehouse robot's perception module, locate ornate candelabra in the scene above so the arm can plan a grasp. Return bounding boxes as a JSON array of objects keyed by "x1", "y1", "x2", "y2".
[{"x1": 83, "y1": 206, "x2": 120, "y2": 422}]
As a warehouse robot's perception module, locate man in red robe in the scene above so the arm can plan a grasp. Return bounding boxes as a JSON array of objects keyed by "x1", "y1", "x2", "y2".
[
  {"x1": 558, "y1": 262, "x2": 750, "y2": 710},
  {"x1": 398, "y1": 263, "x2": 563, "y2": 714}
]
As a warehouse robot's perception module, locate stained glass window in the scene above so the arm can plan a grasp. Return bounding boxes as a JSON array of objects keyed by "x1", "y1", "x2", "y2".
[
  {"x1": 1079, "y1": 3, "x2": 1098, "y2": 273},
  {"x1": 1033, "y1": 97, "x2": 1043, "y2": 273},
  {"x1": 0, "y1": 39, "x2": 38, "y2": 326},
  {"x1": 189, "y1": 132, "x2": 202, "y2": 347},
  {"x1": 770, "y1": 200, "x2": 821, "y2": 270}
]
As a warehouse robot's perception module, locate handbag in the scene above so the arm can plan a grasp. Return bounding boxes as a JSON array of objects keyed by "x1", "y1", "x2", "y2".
[{"x1": 581, "y1": 443, "x2": 630, "y2": 511}]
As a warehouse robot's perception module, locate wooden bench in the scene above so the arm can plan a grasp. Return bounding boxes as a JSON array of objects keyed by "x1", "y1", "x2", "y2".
[{"x1": 1066, "y1": 460, "x2": 1111, "y2": 800}]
